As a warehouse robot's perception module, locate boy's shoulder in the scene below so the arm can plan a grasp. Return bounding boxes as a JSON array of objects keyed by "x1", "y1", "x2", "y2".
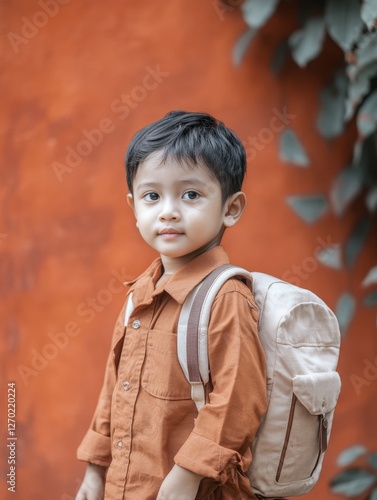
[{"x1": 213, "y1": 275, "x2": 258, "y2": 310}]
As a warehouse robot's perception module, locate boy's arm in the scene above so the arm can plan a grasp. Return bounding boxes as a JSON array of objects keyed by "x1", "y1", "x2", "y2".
[
  {"x1": 77, "y1": 304, "x2": 126, "y2": 467},
  {"x1": 76, "y1": 348, "x2": 114, "y2": 467},
  {"x1": 174, "y1": 280, "x2": 267, "y2": 485},
  {"x1": 75, "y1": 463, "x2": 106, "y2": 500},
  {"x1": 156, "y1": 465, "x2": 203, "y2": 500}
]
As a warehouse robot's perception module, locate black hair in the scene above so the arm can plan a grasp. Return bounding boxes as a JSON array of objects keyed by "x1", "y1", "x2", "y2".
[{"x1": 125, "y1": 110, "x2": 246, "y2": 203}]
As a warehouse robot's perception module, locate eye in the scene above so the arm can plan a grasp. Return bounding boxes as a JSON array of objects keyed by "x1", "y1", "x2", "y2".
[
  {"x1": 183, "y1": 191, "x2": 200, "y2": 200},
  {"x1": 143, "y1": 192, "x2": 159, "y2": 202}
]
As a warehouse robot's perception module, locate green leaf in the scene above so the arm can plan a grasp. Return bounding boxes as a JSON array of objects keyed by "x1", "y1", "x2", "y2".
[
  {"x1": 285, "y1": 194, "x2": 328, "y2": 223},
  {"x1": 370, "y1": 487, "x2": 377, "y2": 500},
  {"x1": 317, "y1": 244, "x2": 343, "y2": 270},
  {"x1": 346, "y1": 78, "x2": 370, "y2": 121},
  {"x1": 289, "y1": 17, "x2": 326, "y2": 67},
  {"x1": 233, "y1": 28, "x2": 256, "y2": 66},
  {"x1": 354, "y1": 133, "x2": 376, "y2": 186},
  {"x1": 330, "y1": 164, "x2": 364, "y2": 215},
  {"x1": 335, "y1": 292, "x2": 356, "y2": 334},
  {"x1": 368, "y1": 452, "x2": 377, "y2": 470},
  {"x1": 330, "y1": 468, "x2": 376, "y2": 496},
  {"x1": 325, "y1": 0, "x2": 363, "y2": 51},
  {"x1": 241, "y1": 0, "x2": 280, "y2": 28},
  {"x1": 366, "y1": 186, "x2": 377, "y2": 212},
  {"x1": 363, "y1": 266, "x2": 377, "y2": 287},
  {"x1": 337, "y1": 445, "x2": 368, "y2": 467},
  {"x1": 317, "y1": 72, "x2": 348, "y2": 139},
  {"x1": 363, "y1": 290, "x2": 377, "y2": 307},
  {"x1": 279, "y1": 128, "x2": 310, "y2": 166},
  {"x1": 347, "y1": 63, "x2": 358, "y2": 81},
  {"x1": 361, "y1": 0, "x2": 377, "y2": 30},
  {"x1": 357, "y1": 89, "x2": 377, "y2": 138},
  {"x1": 345, "y1": 62, "x2": 377, "y2": 121},
  {"x1": 352, "y1": 138, "x2": 364, "y2": 164},
  {"x1": 271, "y1": 38, "x2": 289, "y2": 75},
  {"x1": 356, "y1": 31, "x2": 377, "y2": 72},
  {"x1": 345, "y1": 216, "x2": 372, "y2": 268}
]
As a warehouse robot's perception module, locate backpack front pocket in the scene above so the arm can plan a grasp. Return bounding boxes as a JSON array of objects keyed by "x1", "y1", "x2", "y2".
[{"x1": 276, "y1": 371, "x2": 341, "y2": 483}]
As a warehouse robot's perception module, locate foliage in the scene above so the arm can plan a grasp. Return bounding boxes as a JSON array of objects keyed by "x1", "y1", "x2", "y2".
[
  {"x1": 330, "y1": 445, "x2": 377, "y2": 498},
  {"x1": 232, "y1": 0, "x2": 377, "y2": 334}
]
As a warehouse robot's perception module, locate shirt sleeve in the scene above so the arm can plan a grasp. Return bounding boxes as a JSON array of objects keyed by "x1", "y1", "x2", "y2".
[
  {"x1": 76, "y1": 303, "x2": 127, "y2": 468},
  {"x1": 174, "y1": 279, "x2": 267, "y2": 483}
]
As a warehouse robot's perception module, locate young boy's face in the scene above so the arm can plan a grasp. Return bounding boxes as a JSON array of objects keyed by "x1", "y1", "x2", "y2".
[{"x1": 128, "y1": 151, "x2": 245, "y2": 273}]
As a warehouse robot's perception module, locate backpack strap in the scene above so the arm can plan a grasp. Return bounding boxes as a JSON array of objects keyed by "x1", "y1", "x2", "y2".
[{"x1": 177, "y1": 264, "x2": 253, "y2": 411}]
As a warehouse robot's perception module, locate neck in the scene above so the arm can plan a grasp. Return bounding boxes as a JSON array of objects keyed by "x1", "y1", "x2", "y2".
[
  {"x1": 155, "y1": 271, "x2": 173, "y2": 288},
  {"x1": 160, "y1": 234, "x2": 223, "y2": 275}
]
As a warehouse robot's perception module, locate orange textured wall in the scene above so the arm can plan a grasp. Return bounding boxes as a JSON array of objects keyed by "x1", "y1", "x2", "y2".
[{"x1": 1, "y1": 1, "x2": 376, "y2": 499}]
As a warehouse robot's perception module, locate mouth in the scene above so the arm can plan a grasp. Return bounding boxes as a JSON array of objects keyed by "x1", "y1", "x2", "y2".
[{"x1": 158, "y1": 228, "x2": 183, "y2": 238}]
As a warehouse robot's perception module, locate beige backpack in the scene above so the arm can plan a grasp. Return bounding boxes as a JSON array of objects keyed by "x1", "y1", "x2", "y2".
[{"x1": 177, "y1": 264, "x2": 342, "y2": 498}]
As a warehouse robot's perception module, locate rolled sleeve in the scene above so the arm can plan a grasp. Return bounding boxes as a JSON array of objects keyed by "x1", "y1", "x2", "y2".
[
  {"x1": 77, "y1": 304, "x2": 127, "y2": 468},
  {"x1": 76, "y1": 352, "x2": 115, "y2": 467},
  {"x1": 175, "y1": 432, "x2": 247, "y2": 483},
  {"x1": 174, "y1": 280, "x2": 267, "y2": 482},
  {"x1": 77, "y1": 428, "x2": 112, "y2": 467}
]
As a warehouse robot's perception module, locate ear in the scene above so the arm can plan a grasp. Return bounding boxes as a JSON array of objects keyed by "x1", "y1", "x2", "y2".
[
  {"x1": 127, "y1": 193, "x2": 135, "y2": 212},
  {"x1": 223, "y1": 191, "x2": 247, "y2": 228},
  {"x1": 127, "y1": 193, "x2": 139, "y2": 227}
]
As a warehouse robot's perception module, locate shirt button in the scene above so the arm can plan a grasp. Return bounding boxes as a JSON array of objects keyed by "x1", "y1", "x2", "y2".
[
  {"x1": 117, "y1": 440, "x2": 123, "y2": 449},
  {"x1": 132, "y1": 320, "x2": 141, "y2": 329},
  {"x1": 122, "y1": 380, "x2": 130, "y2": 391}
]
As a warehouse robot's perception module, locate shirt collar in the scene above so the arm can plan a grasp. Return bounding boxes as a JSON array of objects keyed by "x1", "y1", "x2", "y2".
[{"x1": 124, "y1": 246, "x2": 230, "y2": 306}]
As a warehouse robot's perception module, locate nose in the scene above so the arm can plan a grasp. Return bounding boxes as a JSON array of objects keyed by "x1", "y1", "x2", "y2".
[{"x1": 159, "y1": 198, "x2": 180, "y2": 221}]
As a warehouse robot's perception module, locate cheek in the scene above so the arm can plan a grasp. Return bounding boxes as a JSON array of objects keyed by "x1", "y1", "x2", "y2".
[
  {"x1": 133, "y1": 205, "x2": 151, "y2": 224},
  {"x1": 135, "y1": 212, "x2": 155, "y2": 234}
]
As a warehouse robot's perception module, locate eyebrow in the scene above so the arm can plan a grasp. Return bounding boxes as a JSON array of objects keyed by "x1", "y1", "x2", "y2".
[{"x1": 135, "y1": 178, "x2": 209, "y2": 191}]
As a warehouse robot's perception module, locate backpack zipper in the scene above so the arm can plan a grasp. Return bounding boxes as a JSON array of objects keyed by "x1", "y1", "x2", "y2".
[
  {"x1": 309, "y1": 413, "x2": 328, "y2": 476},
  {"x1": 276, "y1": 396, "x2": 327, "y2": 482},
  {"x1": 276, "y1": 394, "x2": 297, "y2": 482}
]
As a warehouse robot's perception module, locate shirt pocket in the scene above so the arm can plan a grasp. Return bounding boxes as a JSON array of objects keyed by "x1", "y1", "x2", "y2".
[{"x1": 141, "y1": 329, "x2": 192, "y2": 400}]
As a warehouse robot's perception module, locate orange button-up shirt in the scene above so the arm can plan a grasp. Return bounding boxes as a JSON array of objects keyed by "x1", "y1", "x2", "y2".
[{"x1": 77, "y1": 246, "x2": 267, "y2": 499}]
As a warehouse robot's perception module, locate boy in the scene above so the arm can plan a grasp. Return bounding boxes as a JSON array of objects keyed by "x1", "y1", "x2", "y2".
[{"x1": 76, "y1": 111, "x2": 267, "y2": 499}]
